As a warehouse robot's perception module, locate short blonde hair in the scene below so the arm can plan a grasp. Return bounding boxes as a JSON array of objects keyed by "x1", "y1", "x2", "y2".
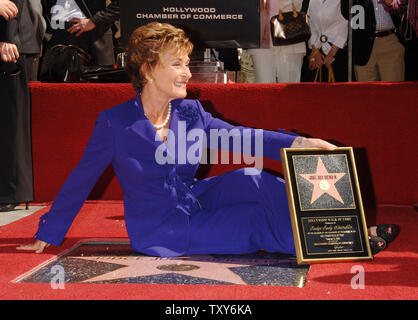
[{"x1": 126, "y1": 22, "x2": 194, "y2": 91}]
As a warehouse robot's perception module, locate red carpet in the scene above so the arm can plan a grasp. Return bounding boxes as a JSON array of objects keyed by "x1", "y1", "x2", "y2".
[{"x1": 0, "y1": 202, "x2": 416, "y2": 300}]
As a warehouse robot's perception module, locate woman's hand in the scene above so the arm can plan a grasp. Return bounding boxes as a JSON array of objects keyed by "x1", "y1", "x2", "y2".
[
  {"x1": 0, "y1": 42, "x2": 19, "y2": 63},
  {"x1": 309, "y1": 50, "x2": 324, "y2": 70},
  {"x1": 323, "y1": 53, "x2": 335, "y2": 69},
  {"x1": 290, "y1": 137, "x2": 337, "y2": 151},
  {"x1": 17, "y1": 239, "x2": 50, "y2": 254},
  {"x1": 324, "y1": 45, "x2": 339, "y2": 69}
]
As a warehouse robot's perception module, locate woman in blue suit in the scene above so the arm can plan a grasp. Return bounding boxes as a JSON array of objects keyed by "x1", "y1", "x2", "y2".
[{"x1": 17, "y1": 22, "x2": 392, "y2": 256}]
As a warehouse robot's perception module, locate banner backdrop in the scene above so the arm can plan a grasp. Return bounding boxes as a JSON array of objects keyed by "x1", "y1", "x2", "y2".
[{"x1": 120, "y1": 0, "x2": 260, "y2": 48}]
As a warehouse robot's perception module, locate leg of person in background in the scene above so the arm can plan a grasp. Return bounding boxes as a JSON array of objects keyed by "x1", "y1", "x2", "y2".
[
  {"x1": 23, "y1": 53, "x2": 37, "y2": 81},
  {"x1": 354, "y1": 64, "x2": 379, "y2": 81},
  {"x1": 375, "y1": 34, "x2": 405, "y2": 82},
  {"x1": 405, "y1": 34, "x2": 418, "y2": 81},
  {"x1": 330, "y1": 46, "x2": 348, "y2": 82},
  {"x1": 355, "y1": 35, "x2": 405, "y2": 82},
  {"x1": 247, "y1": 48, "x2": 276, "y2": 83},
  {"x1": 354, "y1": 43, "x2": 379, "y2": 81},
  {"x1": 274, "y1": 48, "x2": 305, "y2": 83},
  {"x1": 0, "y1": 57, "x2": 33, "y2": 212}
]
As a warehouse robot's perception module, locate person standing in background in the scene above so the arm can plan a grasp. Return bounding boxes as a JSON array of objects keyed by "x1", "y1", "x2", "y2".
[
  {"x1": 26, "y1": 0, "x2": 46, "y2": 81},
  {"x1": 0, "y1": 0, "x2": 40, "y2": 212},
  {"x1": 352, "y1": 0, "x2": 405, "y2": 81},
  {"x1": 248, "y1": 0, "x2": 307, "y2": 83},
  {"x1": 306, "y1": 0, "x2": 349, "y2": 82},
  {"x1": 40, "y1": 0, "x2": 120, "y2": 70},
  {"x1": 382, "y1": 0, "x2": 417, "y2": 34},
  {"x1": 382, "y1": 0, "x2": 417, "y2": 80}
]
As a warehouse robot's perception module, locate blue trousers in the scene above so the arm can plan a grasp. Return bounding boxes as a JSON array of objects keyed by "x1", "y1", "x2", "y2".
[{"x1": 188, "y1": 169, "x2": 296, "y2": 255}]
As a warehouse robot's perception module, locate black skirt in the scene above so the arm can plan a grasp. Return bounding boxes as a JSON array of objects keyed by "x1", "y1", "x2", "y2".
[
  {"x1": 0, "y1": 57, "x2": 33, "y2": 203},
  {"x1": 301, "y1": 45, "x2": 349, "y2": 83}
]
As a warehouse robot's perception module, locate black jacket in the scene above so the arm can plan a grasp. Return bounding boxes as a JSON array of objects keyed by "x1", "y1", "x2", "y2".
[
  {"x1": 351, "y1": 0, "x2": 400, "y2": 65},
  {"x1": 0, "y1": 0, "x2": 40, "y2": 54}
]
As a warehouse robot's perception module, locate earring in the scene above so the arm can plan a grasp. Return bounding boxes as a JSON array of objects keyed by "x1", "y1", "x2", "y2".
[{"x1": 149, "y1": 78, "x2": 153, "y2": 84}]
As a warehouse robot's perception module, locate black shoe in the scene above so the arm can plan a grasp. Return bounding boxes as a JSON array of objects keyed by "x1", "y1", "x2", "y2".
[
  {"x1": 0, "y1": 203, "x2": 18, "y2": 212},
  {"x1": 376, "y1": 224, "x2": 397, "y2": 244},
  {"x1": 369, "y1": 235, "x2": 387, "y2": 255}
]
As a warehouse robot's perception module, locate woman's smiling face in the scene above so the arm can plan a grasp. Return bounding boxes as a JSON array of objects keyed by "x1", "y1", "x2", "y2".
[{"x1": 147, "y1": 48, "x2": 192, "y2": 100}]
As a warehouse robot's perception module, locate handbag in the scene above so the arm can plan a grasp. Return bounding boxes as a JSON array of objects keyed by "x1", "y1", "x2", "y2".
[
  {"x1": 314, "y1": 65, "x2": 335, "y2": 83},
  {"x1": 40, "y1": 44, "x2": 92, "y2": 83},
  {"x1": 396, "y1": 0, "x2": 413, "y2": 44},
  {"x1": 81, "y1": 66, "x2": 130, "y2": 83},
  {"x1": 270, "y1": 0, "x2": 311, "y2": 46}
]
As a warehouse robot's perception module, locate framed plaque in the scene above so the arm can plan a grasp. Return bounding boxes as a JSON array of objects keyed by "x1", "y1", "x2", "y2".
[{"x1": 281, "y1": 147, "x2": 373, "y2": 264}]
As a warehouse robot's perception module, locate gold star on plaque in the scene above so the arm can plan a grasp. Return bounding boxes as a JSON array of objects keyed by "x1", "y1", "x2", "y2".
[{"x1": 299, "y1": 157, "x2": 346, "y2": 204}]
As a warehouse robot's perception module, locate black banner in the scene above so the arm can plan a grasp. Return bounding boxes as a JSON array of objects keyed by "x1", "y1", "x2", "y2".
[{"x1": 120, "y1": 0, "x2": 260, "y2": 48}]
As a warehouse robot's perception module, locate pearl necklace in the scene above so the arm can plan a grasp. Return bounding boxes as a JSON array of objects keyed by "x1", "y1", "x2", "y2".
[{"x1": 145, "y1": 102, "x2": 172, "y2": 130}]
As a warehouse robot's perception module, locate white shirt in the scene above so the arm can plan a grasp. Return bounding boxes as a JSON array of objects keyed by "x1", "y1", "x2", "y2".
[
  {"x1": 308, "y1": 0, "x2": 348, "y2": 54},
  {"x1": 51, "y1": 0, "x2": 86, "y2": 23},
  {"x1": 260, "y1": 0, "x2": 306, "y2": 53}
]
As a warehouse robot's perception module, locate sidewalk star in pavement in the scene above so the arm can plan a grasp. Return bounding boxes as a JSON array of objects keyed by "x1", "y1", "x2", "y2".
[{"x1": 74, "y1": 255, "x2": 293, "y2": 285}]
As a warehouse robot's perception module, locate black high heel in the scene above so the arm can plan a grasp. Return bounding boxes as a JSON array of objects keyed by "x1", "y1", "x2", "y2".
[{"x1": 25, "y1": 202, "x2": 29, "y2": 210}]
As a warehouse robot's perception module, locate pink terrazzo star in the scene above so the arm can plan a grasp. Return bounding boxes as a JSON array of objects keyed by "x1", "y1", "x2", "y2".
[
  {"x1": 299, "y1": 157, "x2": 346, "y2": 204},
  {"x1": 73, "y1": 255, "x2": 293, "y2": 285}
]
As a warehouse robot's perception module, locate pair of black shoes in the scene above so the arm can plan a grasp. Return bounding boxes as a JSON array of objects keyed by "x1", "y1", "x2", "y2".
[
  {"x1": 369, "y1": 224, "x2": 398, "y2": 255},
  {"x1": 0, "y1": 202, "x2": 29, "y2": 212}
]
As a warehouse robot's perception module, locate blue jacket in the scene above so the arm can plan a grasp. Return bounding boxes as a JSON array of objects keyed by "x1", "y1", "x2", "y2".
[{"x1": 35, "y1": 94, "x2": 297, "y2": 257}]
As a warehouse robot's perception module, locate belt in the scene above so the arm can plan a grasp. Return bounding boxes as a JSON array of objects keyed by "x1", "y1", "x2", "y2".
[
  {"x1": 375, "y1": 29, "x2": 395, "y2": 38},
  {"x1": 320, "y1": 35, "x2": 328, "y2": 43}
]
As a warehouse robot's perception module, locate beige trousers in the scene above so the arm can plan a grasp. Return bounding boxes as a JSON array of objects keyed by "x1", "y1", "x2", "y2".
[
  {"x1": 355, "y1": 34, "x2": 405, "y2": 82},
  {"x1": 248, "y1": 48, "x2": 305, "y2": 83}
]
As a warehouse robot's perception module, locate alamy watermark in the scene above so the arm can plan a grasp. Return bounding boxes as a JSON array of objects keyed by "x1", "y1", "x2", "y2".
[
  {"x1": 50, "y1": 264, "x2": 65, "y2": 290},
  {"x1": 50, "y1": 5, "x2": 66, "y2": 30},
  {"x1": 154, "y1": 121, "x2": 264, "y2": 176},
  {"x1": 350, "y1": 265, "x2": 365, "y2": 289},
  {"x1": 351, "y1": 5, "x2": 365, "y2": 30}
]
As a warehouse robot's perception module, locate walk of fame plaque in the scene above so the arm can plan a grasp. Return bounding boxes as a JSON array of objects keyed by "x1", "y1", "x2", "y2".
[{"x1": 281, "y1": 147, "x2": 373, "y2": 264}]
